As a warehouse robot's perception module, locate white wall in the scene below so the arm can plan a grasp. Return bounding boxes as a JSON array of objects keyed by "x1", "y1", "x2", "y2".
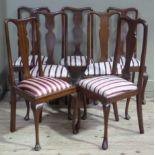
[
  {"x1": 4, "y1": 0, "x2": 154, "y2": 91},
  {"x1": 0, "y1": 0, "x2": 7, "y2": 99}
]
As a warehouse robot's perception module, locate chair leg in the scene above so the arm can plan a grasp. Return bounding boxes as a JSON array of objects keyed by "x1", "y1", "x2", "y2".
[
  {"x1": 31, "y1": 103, "x2": 44, "y2": 151},
  {"x1": 39, "y1": 107, "x2": 43, "y2": 123},
  {"x1": 67, "y1": 95, "x2": 72, "y2": 120},
  {"x1": 125, "y1": 98, "x2": 131, "y2": 120},
  {"x1": 141, "y1": 72, "x2": 148, "y2": 105},
  {"x1": 10, "y1": 90, "x2": 16, "y2": 132},
  {"x1": 81, "y1": 95, "x2": 87, "y2": 120},
  {"x1": 136, "y1": 95, "x2": 144, "y2": 134},
  {"x1": 72, "y1": 93, "x2": 81, "y2": 134},
  {"x1": 132, "y1": 72, "x2": 135, "y2": 82},
  {"x1": 112, "y1": 102, "x2": 119, "y2": 121},
  {"x1": 86, "y1": 97, "x2": 90, "y2": 105},
  {"x1": 24, "y1": 100, "x2": 30, "y2": 121},
  {"x1": 18, "y1": 70, "x2": 22, "y2": 82},
  {"x1": 102, "y1": 103, "x2": 110, "y2": 150}
]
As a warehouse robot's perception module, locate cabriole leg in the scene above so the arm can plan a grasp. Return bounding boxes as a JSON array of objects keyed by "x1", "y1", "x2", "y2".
[
  {"x1": 125, "y1": 98, "x2": 131, "y2": 120},
  {"x1": 31, "y1": 103, "x2": 44, "y2": 151},
  {"x1": 24, "y1": 100, "x2": 30, "y2": 121},
  {"x1": 102, "y1": 103, "x2": 110, "y2": 150},
  {"x1": 112, "y1": 102, "x2": 119, "y2": 121}
]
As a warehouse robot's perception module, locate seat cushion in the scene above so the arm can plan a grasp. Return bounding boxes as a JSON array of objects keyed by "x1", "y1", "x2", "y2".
[
  {"x1": 60, "y1": 56, "x2": 94, "y2": 67},
  {"x1": 30, "y1": 65, "x2": 70, "y2": 78},
  {"x1": 84, "y1": 62, "x2": 122, "y2": 76},
  {"x1": 78, "y1": 75, "x2": 137, "y2": 98},
  {"x1": 108, "y1": 56, "x2": 140, "y2": 67},
  {"x1": 14, "y1": 55, "x2": 48, "y2": 67},
  {"x1": 18, "y1": 77, "x2": 71, "y2": 98}
]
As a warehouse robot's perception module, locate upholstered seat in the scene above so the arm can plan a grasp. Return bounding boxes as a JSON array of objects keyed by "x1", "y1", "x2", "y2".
[
  {"x1": 14, "y1": 55, "x2": 48, "y2": 67},
  {"x1": 84, "y1": 62, "x2": 123, "y2": 76},
  {"x1": 108, "y1": 56, "x2": 140, "y2": 67},
  {"x1": 18, "y1": 76, "x2": 71, "y2": 98},
  {"x1": 79, "y1": 76, "x2": 137, "y2": 98},
  {"x1": 60, "y1": 56, "x2": 94, "y2": 67},
  {"x1": 30, "y1": 64, "x2": 70, "y2": 78}
]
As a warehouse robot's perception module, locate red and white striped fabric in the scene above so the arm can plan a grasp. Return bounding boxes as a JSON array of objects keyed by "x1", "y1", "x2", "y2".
[
  {"x1": 18, "y1": 76, "x2": 71, "y2": 97},
  {"x1": 60, "y1": 56, "x2": 94, "y2": 67},
  {"x1": 14, "y1": 55, "x2": 48, "y2": 67},
  {"x1": 108, "y1": 56, "x2": 140, "y2": 67},
  {"x1": 78, "y1": 75, "x2": 137, "y2": 98},
  {"x1": 30, "y1": 64, "x2": 70, "y2": 78},
  {"x1": 84, "y1": 62, "x2": 122, "y2": 76}
]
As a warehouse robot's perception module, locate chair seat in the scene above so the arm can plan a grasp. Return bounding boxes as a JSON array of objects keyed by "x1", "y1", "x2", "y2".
[
  {"x1": 14, "y1": 55, "x2": 48, "y2": 67},
  {"x1": 108, "y1": 56, "x2": 140, "y2": 67},
  {"x1": 78, "y1": 75, "x2": 137, "y2": 98},
  {"x1": 84, "y1": 62, "x2": 123, "y2": 76},
  {"x1": 18, "y1": 76, "x2": 71, "y2": 98},
  {"x1": 30, "y1": 65, "x2": 70, "y2": 78},
  {"x1": 60, "y1": 56, "x2": 94, "y2": 67}
]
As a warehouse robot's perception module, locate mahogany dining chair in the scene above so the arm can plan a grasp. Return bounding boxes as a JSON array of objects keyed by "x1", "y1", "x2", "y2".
[
  {"x1": 77, "y1": 16, "x2": 148, "y2": 150},
  {"x1": 5, "y1": 17, "x2": 77, "y2": 151}
]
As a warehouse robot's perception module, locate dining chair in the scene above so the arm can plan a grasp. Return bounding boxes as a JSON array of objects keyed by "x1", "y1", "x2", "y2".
[
  {"x1": 60, "y1": 7, "x2": 94, "y2": 119},
  {"x1": 14, "y1": 7, "x2": 51, "y2": 121},
  {"x1": 30, "y1": 11, "x2": 70, "y2": 80},
  {"x1": 30, "y1": 10, "x2": 74, "y2": 119},
  {"x1": 83, "y1": 11, "x2": 121, "y2": 121},
  {"x1": 107, "y1": 7, "x2": 148, "y2": 119},
  {"x1": 60, "y1": 7, "x2": 94, "y2": 74},
  {"x1": 77, "y1": 16, "x2": 148, "y2": 150},
  {"x1": 5, "y1": 17, "x2": 77, "y2": 151}
]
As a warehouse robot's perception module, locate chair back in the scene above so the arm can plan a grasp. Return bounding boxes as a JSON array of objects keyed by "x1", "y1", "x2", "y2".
[
  {"x1": 5, "y1": 17, "x2": 42, "y2": 85},
  {"x1": 62, "y1": 7, "x2": 93, "y2": 57},
  {"x1": 33, "y1": 11, "x2": 68, "y2": 65},
  {"x1": 87, "y1": 11, "x2": 120, "y2": 64},
  {"x1": 107, "y1": 7, "x2": 138, "y2": 56},
  {"x1": 17, "y1": 6, "x2": 50, "y2": 19},
  {"x1": 113, "y1": 16, "x2": 148, "y2": 88},
  {"x1": 17, "y1": 7, "x2": 50, "y2": 56}
]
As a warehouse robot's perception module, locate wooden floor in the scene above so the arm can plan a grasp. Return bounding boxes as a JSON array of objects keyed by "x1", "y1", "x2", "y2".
[{"x1": 0, "y1": 92, "x2": 153, "y2": 155}]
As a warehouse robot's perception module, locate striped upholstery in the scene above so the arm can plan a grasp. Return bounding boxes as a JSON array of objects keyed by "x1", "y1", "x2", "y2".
[
  {"x1": 14, "y1": 55, "x2": 48, "y2": 67},
  {"x1": 18, "y1": 77, "x2": 71, "y2": 97},
  {"x1": 30, "y1": 65, "x2": 70, "y2": 78},
  {"x1": 84, "y1": 62, "x2": 122, "y2": 76},
  {"x1": 60, "y1": 56, "x2": 94, "y2": 67},
  {"x1": 78, "y1": 76, "x2": 137, "y2": 98},
  {"x1": 108, "y1": 56, "x2": 140, "y2": 67}
]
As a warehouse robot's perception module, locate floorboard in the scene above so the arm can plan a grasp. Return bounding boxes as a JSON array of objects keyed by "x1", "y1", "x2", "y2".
[{"x1": 0, "y1": 92, "x2": 153, "y2": 155}]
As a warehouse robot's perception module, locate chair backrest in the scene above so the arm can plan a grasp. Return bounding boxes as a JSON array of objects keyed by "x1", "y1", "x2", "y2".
[
  {"x1": 113, "y1": 17, "x2": 148, "y2": 87},
  {"x1": 33, "y1": 11, "x2": 68, "y2": 65},
  {"x1": 17, "y1": 7, "x2": 50, "y2": 56},
  {"x1": 107, "y1": 7, "x2": 138, "y2": 56},
  {"x1": 17, "y1": 6, "x2": 50, "y2": 19},
  {"x1": 62, "y1": 7, "x2": 93, "y2": 56},
  {"x1": 87, "y1": 11, "x2": 120, "y2": 63},
  {"x1": 5, "y1": 17, "x2": 42, "y2": 85}
]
